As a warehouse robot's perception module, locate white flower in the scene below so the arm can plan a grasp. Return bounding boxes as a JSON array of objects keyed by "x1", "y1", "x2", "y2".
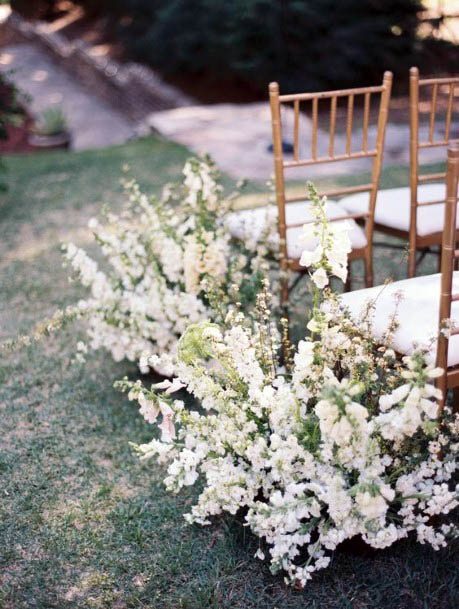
[
  {"x1": 355, "y1": 491, "x2": 388, "y2": 521},
  {"x1": 311, "y1": 267, "x2": 329, "y2": 289},
  {"x1": 154, "y1": 378, "x2": 186, "y2": 394},
  {"x1": 65, "y1": 163, "x2": 458, "y2": 588},
  {"x1": 300, "y1": 247, "x2": 322, "y2": 268},
  {"x1": 138, "y1": 393, "x2": 160, "y2": 424}
]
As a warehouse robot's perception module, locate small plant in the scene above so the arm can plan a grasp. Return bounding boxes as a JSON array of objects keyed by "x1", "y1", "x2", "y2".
[{"x1": 34, "y1": 106, "x2": 68, "y2": 137}]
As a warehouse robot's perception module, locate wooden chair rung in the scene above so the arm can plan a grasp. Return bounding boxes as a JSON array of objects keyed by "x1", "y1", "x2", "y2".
[
  {"x1": 279, "y1": 84, "x2": 384, "y2": 103},
  {"x1": 283, "y1": 150, "x2": 377, "y2": 168},
  {"x1": 284, "y1": 183, "x2": 373, "y2": 204},
  {"x1": 418, "y1": 172, "x2": 446, "y2": 183},
  {"x1": 419, "y1": 140, "x2": 449, "y2": 149},
  {"x1": 319, "y1": 183, "x2": 373, "y2": 199},
  {"x1": 287, "y1": 212, "x2": 369, "y2": 230},
  {"x1": 420, "y1": 76, "x2": 459, "y2": 86},
  {"x1": 417, "y1": 199, "x2": 446, "y2": 207}
]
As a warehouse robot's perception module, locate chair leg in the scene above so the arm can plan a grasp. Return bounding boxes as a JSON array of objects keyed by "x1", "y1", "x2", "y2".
[
  {"x1": 438, "y1": 245, "x2": 443, "y2": 272},
  {"x1": 408, "y1": 244, "x2": 416, "y2": 278},
  {"x1": 280, "y1": 271, "x2": 292, "y2": 368},
  {"x1": 451, "y1": 387, "x2": 459, "y2": 413},
  {"x1": 364, "y1": 255, "x2": 373, "y2": 288},
  {"x1": 344, "y1": 261, "x2": 352, "y2": 292}
]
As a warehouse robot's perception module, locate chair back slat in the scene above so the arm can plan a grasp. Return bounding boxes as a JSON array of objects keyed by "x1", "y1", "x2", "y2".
[
  {"x1": 293, "y1": 100, "x2": 300, "y2": 161},
  {"x1": 346, "y1": 94, "x2": 354, "y2": 155},
  {"x1": 329, "y1": 96, "x2": 337, "y2": 156},
  {"x1": 362, "y1": 92, "x2": 371, "y2": 153},
  {"x1": 428, "y1": 82, "x2": 438, "y2": 143},
  {"x1": 436, "y1": 141, "x2": 459, "y2": 411},
  {"x1": 311, "y1": 97, "x2": 319, "y2": 159},
  {"x1": 445, "y1": 83, "x2": 456, "y2": 141}
]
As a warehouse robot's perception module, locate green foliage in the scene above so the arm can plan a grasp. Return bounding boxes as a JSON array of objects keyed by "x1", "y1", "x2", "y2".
[
  {"x1": 33, "y1": 106, "x2": 68, "y2": 136},
  {"x1": 73, "y1": 0, "x2": 425, "y2": 92}
]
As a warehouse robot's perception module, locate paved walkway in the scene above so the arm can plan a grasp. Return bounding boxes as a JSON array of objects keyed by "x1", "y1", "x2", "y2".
[
  {"x1": 149, "y1": 103, "x2": 458, "y2": 182},
  {"x1": 0, "y1": 42, "x2": 135, "y2": 150},
  {"x1": 0, "y1": 10, "x2": 456, "y2": 179}
]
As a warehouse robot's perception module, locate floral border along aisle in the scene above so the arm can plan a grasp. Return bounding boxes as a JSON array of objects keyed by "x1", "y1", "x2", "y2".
[
  {"x1": 119, "y1": 186, "x2": 459, "y2": 587},
  {"x1": 63, "y1": 158, "x2": 271, "y2": 374}
]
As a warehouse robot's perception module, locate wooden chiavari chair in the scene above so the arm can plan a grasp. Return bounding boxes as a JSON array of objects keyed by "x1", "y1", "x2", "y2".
[
  {"x1": 436, "y1": 141, "x2": 459, "y2": 410},
  {"x1": 227, "y1": 73, "x2": 393, "y2": 314},
  {"x1": 341, "y1": 141, "x2": 459, "y2": 410},
  {"x1": 341, "y1": 67, "x2": 459, "y2": 278}
]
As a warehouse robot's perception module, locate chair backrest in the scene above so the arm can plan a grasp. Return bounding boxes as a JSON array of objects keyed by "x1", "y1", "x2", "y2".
[
  {"x1": 410, "y1": 67, "x2": 459, "y2": 241},
  {"x1": 436, "y1": 140, "x2": 459, "y2": 411},
  {"x1": 269, "y1": 72, "x2": 393, "y2": 265}
]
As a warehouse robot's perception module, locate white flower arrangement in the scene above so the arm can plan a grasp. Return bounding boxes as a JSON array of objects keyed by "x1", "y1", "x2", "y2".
[
  {"x1": 63, "y1": 158, "x2": 269, "y2": 373},
  {"x1": 117, "y1": 188, "x2": 459, "y2": 587}
]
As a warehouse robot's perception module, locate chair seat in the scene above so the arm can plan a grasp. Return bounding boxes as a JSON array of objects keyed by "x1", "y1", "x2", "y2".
[
  {"x1": 340, "y1": 183, "x2": 454, "y2": 237},
  {"x1": 341, "y1": 272, "x2": 459, "y2": 367},
  {"x1": 226, "y1": 200, "x2": 367, "y2": 259}
]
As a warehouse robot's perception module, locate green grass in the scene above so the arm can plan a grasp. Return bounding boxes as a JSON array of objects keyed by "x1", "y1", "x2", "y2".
[{"x1": 0, "y1": 138, "x2": 457, "y2": 609}]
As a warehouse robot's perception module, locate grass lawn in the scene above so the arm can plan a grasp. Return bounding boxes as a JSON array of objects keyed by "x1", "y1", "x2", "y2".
[{"x1": 0, "y1": 137, "x2": 457, "y2": 609}]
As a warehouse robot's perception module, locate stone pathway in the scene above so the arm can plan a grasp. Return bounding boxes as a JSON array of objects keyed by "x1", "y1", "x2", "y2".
[
  {"x1": 149, "y1": 103, "x2": 459, "y2": 182},
  {"x1": 0, "y1": 42, "x2": 135, "y2": 150}
]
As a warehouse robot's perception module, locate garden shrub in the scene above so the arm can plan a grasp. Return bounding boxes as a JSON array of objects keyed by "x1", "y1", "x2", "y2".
[{"x1": 72, "y1": 0, "x2": 425, "y2": 92}]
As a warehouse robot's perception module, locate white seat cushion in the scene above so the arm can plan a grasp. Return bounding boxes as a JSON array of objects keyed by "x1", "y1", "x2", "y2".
[
  {"x1": 341, "y1": 272, "x2": 459, "y2": 367},
  {"x1": 339, "y1": 183, "x2": 455, "y2": 237},
  {"x1": 226, "y1": 200, "x2": 367, "y2": 259}
]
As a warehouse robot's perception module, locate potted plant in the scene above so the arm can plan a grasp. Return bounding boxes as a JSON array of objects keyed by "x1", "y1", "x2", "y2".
[{"x1": 29, "y1": 106, "x2": 71, "y2": 150}]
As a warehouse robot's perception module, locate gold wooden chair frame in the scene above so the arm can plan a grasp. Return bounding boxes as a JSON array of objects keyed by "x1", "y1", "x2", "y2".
[
  {"x1": 269, "y1": 72, "x2": 393, "y2": 313},
  {"x1": 408, "y1": 68, "x2": 459, "y2": 278},
  {"x1": 436, "y1": 141, "x2": 459, "y2": 410},
  {"x1": 342, "y1": 142, "x2": 459, "y2": 411},
  {"x1": 370, "y1": 67, "x2": 459, "y2": 278}
]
